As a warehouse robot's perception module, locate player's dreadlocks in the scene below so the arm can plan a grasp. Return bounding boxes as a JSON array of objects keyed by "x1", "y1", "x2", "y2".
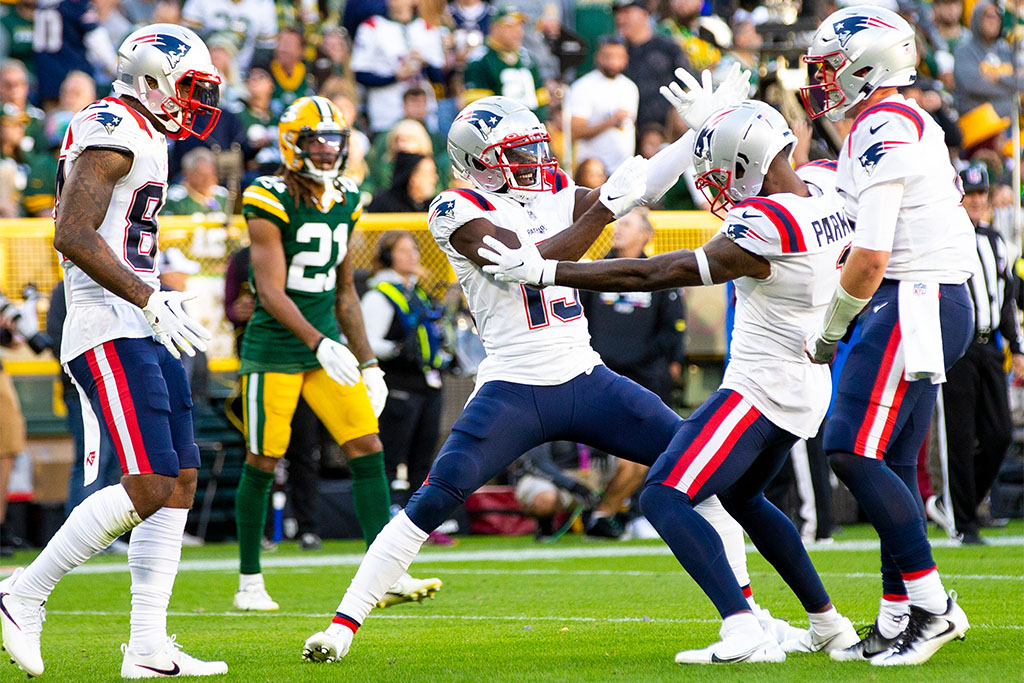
[{"x1": 279, "y1": 167, "x2": 350, "y2": 210}]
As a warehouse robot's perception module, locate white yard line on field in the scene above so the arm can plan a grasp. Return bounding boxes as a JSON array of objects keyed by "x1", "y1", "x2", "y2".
[
  {"x1": 413, "y1": 568, "x2": 1024, "y2": 581},
  {"x1": 42, "y1": 610, "x2": 1024, "y2": 631},
  {"x1": 41, "y1": 534, "x2": 1023, "y2": 576}
]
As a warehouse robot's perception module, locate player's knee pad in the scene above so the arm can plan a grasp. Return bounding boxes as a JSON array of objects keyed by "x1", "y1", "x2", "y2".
[
  {"x1": 638, "y1": 482, "x2": 691, "y2": 526},
  {"x1": 828, "y1": 450, "x2": 872, "y2": 483}
]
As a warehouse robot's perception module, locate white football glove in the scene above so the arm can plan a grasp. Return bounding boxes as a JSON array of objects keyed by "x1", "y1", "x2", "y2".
[
  {"x1": 804, "y1": 331, "x2": 838, "y2": 365},
  {"x1": 660, "y1": 62, "x2": 752, "y2": 131},
  {"x1": 361, "y1": 366, "x2": 388, "y2": 417},
  {"x1": 142, "y1": 290, "x2": 211, "y2": 359},
  {"x1": 315, "y1": 338, "x2": 361, "y2": 386},
  {"x1": 478, "y1": 235, "x2": 556, "y2": 286},
  {"x1": 599, "y1": 155, "x2": 649, "y2": 218}
]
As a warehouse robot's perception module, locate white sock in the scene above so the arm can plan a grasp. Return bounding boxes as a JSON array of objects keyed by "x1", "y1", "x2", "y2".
[
  {"x1": 808, "y1": 607, "x2": 841, "y2": 633},
  {"x1": 878, "y1": 596, "x2": 911, "y2": 639},
  {"x1": 904, "y1": 568, "x2": 948, "y2": 614},
  {"x1": 128, "y1": 507, "x2": 187, "y2": 656},
  {"x1": 696, "y1": 496, "x2": 750, "y2": 587},
  {"x1": 335, "y1": 511, "x2": 427, "y2": 626},
  {"x1": 239, "y1": 573, "x2": 265, "y2": 590},
  {"x1": 13, "y1": 484, "x2": 141, "y2": 602},
  {"x1": 721, "y1": 611, "x2": 761, "y2": 637}
]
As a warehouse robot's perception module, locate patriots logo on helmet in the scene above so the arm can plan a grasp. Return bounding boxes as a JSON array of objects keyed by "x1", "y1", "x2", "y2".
[
  {"x1": 693, "y1": 126, "x2": 715, "y2": 160},
  {"x1": 85, "y1": 111, "x2": 123, "y2": 135},
  {"x1": 833, "y1": 15, "x2": 898, "y2": 48},
  {"x1": 429, "y1": 199, "x2": 456, "y2": 222},
  {"x1": 858, "y1": 140, "x2": 908, "y2": 173},
  {"x1": 455, "y1": 109, "x2": 503, "y2": 136},
  {"x1": 133, "y1": 33, "x2": 192, "y2": 68}
]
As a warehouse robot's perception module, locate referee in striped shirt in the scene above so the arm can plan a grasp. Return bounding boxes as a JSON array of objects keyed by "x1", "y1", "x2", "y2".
[{"x1": 941, "y1": 163, "x2": 1024, "y2": 545}]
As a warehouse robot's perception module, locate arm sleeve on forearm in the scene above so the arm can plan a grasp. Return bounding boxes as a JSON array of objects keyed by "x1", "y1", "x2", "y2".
[
  {"x1": 851, "y1": 181, "x2": 905, "y2": 253},
  {"x1": 644, "y1": 130, "x2": 696, "y2": 202}
]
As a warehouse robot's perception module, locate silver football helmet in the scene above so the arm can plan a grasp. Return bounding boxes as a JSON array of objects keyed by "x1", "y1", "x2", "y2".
[
  {"x1": 801, "y1": 6, "x2": 917, "y2": 121},
  {"x1": 447, "y1": 96, "x2": 558, "y2": 203},
  {"x1": 112, "y1": 23, "x2": 221, "y2": 140},
  {"x1": 692, "y1": 101, "x2": 796, "y2": 218}
]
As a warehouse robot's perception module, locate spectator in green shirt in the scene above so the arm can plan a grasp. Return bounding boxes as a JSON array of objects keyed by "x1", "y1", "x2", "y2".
[
  {"x1": 0, "y1": 0, "x2": 35, "y2": 77},
  {"x1": 164, "y1": 147, "x2": 231, "y2": 218},
  {"x1": 268, "y1": 25, "x2": 314, "y2": 112},
  {"x1": 0, "y1": 59, "x2": 46, "y2": 155},
  {"x1": 464, "y1": 5, "x2": 548, "y2": 118}
]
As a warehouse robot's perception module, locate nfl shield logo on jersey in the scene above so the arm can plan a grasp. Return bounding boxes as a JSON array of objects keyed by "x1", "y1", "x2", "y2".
[
  {"x1": 85, "y1": 111, "x2": 123, "y2": 135},
  {"x1": 133, "y1": 33, "x2": 192, "y2": 68}
]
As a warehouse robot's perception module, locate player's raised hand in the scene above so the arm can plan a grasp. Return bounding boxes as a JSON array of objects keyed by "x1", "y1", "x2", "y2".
[
  {"x1": 599, "y1": 155, "x2": 649, "y2": 218},
  {"x1": 361, "y1": 366, "x2": 388, "y2": 417},
  {"x1": 315, "y1": 337, "x2": 361, "y2": 386},
  {"x1": 660, "y1": 62, "x2": 751, "y2": 131},
  {"x1": 478, "y1": 235, "x2": 556, "y2": 286},
  {"x1": 143, "y1": 290, "x2": 211, "y2": 359}
]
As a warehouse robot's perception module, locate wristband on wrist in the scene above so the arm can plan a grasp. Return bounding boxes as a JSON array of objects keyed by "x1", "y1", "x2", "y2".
[
  {"x1": 694, "y1": 247, "x2": 714, "y2": 286},
  {"x1": 358, "y1": 358, "x2": 379, "y2": 370},
  {"x1": 540, "y1": 260, "x2": 558, "y2": 286},
  {"x1": 821, "y1": 284, "x2": 872, "y2": 342},
  {"x1": 312, "y1": 336, "x2": 326, "y2": 353}
]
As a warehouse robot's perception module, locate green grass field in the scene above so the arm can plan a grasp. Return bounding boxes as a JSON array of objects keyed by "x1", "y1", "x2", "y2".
[{"x1": 2, "y1": 522, "x2": 1022, "y2": 682}]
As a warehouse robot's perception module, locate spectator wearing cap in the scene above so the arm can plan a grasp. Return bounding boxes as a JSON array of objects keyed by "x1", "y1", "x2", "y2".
[
  {"x1": 613, "y1": 0, "x2": 690, "y2": 132},
  {"x1": 164, "y1": 147, "x2": 231, "y2": 218},
  {"x1": 659, "y1": 0, "x2": 722, "y2": 72},
  {"x1": 939, "y1": 164, "x2": 1024, "y2": 544},
  {"x1": 350, "y1": 0, "x2": 446, "y2": 135},
  {"x1": 464, "y1": 5, "x2": 549, "y2": 117},
  {"x1": 208, "y1": 34, "x2": 246, "y2": 109},
  {"x1": 953, "y1": 0, "x2": 1024, "y2": 119},
  {"x1": 568, "y1": 35, "x2": 638, "y2": 175},
  {"x1": 0, "y1": 105, "x2": 55, "y2": 217}
]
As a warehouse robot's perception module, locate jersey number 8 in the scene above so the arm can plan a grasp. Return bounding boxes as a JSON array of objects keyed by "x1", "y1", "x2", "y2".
[{"x1": 287, "y1": 222, "x2": 348, "y2": 293}]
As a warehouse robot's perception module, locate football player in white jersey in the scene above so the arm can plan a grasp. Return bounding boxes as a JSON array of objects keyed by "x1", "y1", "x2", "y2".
[
  {"x1": 481, "y1": 100, "x2": 861, "y2": 665},
  {"x1": 0, "y1": 24, "x2": 227, "y2": 678},
  {"x1": 802, "y1": 5, "x2": 975, "y2": 666},
  {"x1": 301, "y1": 74, "x2": 803, "y2": 663}
]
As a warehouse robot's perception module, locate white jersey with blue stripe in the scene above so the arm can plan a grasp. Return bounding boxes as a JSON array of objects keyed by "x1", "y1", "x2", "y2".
[
  {"x1": 57, "y1": 97, "x2": 167, "y2": 363},
  {"x1": 718, "y1": 162, "x2": 849, "y2": 438},
  {"x1": 838, "y1": 94, "x2": 976, "y2": 284},
  {"x1": 428, "y1": 176, "x2": 602, "y2": 388}
]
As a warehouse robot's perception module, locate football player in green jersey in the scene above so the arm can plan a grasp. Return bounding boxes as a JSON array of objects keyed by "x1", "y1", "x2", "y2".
[{"x1": 234, "y1": 95, "x2": 441, "y2": 611}]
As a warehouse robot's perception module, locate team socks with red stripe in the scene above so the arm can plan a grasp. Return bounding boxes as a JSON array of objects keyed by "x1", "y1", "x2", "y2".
[
  {"x1": 128, "y1": 507, "x2": 187, "y2": 656},
  {"x1": 903, "y1": 568, "x2": 948, "y2": 614},
  {"x1": 878, "y1": 595, "x2": 911, "y2": 638},
  {"x1": 335, "y1": 511, "x2": 428, "y2": 626},
  {"x1": 12, "y1": 484, "x2": 142, "y2": 602}
]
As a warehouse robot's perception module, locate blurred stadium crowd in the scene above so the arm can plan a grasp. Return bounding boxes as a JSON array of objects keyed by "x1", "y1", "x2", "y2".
[{"x1": 0, "y1": 0, "x2": 1022, "y2": 552}]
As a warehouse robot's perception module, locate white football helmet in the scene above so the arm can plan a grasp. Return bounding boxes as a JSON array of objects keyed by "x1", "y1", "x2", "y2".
[
  {"x1": 801, "y1": 6, "x2": 917, "y2": 121},
  {"x1": 448, "y1": 96, "x2": 558, "y2": 203},
  {"x1": 112, "y1": 23, "x2": 222, "y2": 140},
  {"x1": 692, "y1": 101, "x2": 796, "y2": 218}
]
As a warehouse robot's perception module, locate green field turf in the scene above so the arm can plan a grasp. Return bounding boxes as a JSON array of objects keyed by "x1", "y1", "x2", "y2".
[{"x1": 2, "y1": 521, "x2": 1022, "y2": 682}]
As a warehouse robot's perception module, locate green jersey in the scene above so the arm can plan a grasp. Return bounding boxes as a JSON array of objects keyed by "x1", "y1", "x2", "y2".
[
  {"x1": 164, "y1": 183, "x2": 230, "y2": 216},
  {"x1": 464, "y1": 42, "x2": 548, "y2": 118},
  {"x1": 239, "y1": 174, "x2": 364, "y2": 374}
]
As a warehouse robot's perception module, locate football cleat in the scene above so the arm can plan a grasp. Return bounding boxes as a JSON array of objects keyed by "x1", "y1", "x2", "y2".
[
  {"x1": 674, "y1": 619, "x2": 786, "y2": 664},
  {"x1": 781, "y1": 615, "x2": 859, "y2": 653},
  {"x1": 302, "y1": 628, "x2": 353, "y2": 663},
  {"x1": 871, "y1": 593, "x2": 969, "y2": 666},
  {"x1": 121, "y1": 635, "x2": 228, "y2": 678},
  {"x1": 752, "y1": 605, "x2": 806, "y2": 646},
  {"x1": 233, "y1": 583, "x2": 279, "y2": 611},
  {"x1": 376, "y1": 573, "x2": 442, "y2": 608},
  {"x1": 829, "y1": 620, "x2": 901, "y2": 661},
  {"x1": 0, "y1": 568, "x2": 46, "y2": 677}
]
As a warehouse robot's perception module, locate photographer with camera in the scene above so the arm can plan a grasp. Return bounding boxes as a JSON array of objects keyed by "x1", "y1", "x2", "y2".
[{"x1": 0, "y1": 286, "x2": 46, "y2": 556}]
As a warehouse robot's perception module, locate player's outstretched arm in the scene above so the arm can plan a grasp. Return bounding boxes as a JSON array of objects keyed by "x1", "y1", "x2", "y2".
[
  {"x1": 52, "y1": 148, "x2": 154, "y2": 308},
  {"x1": 248, "y1": 217, "x2": 328, "y2": 350},
  {"x1": 480, "y1": 233, "x2": 769, "y2": 292}
]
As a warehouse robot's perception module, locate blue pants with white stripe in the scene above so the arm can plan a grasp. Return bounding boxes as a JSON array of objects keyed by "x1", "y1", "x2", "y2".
[
  {"x1": 404, "y1": 365, "x2": 680, "y2": 533},
  {"x1": 825, "y1": 280, "x2": 973, "y2": 598},
  {"x1": 640, "y1": 389, "x2": 831, "y2": 618}
]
